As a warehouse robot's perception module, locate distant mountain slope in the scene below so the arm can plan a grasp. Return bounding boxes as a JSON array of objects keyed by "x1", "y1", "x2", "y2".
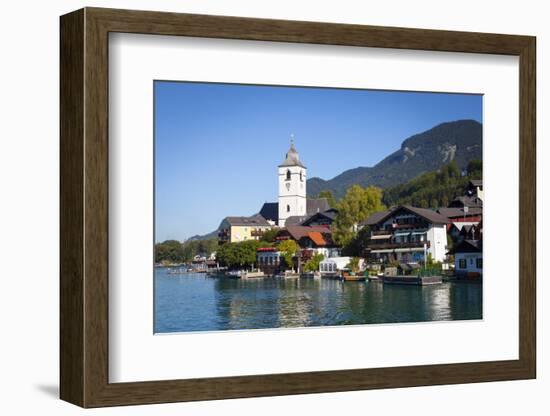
[
  {"x1": 187, "y1": 229, "x2": 218, "y2": 241},
  {"x1": 307, "y1": 119, "x2": 482, "y2": 199}
]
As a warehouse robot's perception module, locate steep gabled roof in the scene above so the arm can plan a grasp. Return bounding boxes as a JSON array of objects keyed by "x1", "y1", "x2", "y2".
[
  {"x1": 360, "y1": 209, "x2": 395, "y2": 226},
  {"x1": 449, "y1": 239, "x2": 482, "y2": 254},
  {"x1": 301, "y1": 210, "x2": 337, "y2": 226},
  {"x1": 362, "y1": 205, "x2": 450, "y2": 227},
  {"x1": 403, "y1": 206, "x2": 451, "y2": 224},
  {"x1": 259, "y1": 202, "x2": 278, "y2": 223},
  {"x1": 449, "y1": 195, "x2": 483, "y2": 208},
  {"x1": 280, "y1": 225, "x2": 332, "y2": 241},
  {"x1": 285, "y1": 215, "x2": 310, "y2": 226},
  {"x1": 307, "y1": 231, "x2": 327, "y2": 246},
  {"x1": 306, "y1": 198, "x2": 330, "y2": 214}
]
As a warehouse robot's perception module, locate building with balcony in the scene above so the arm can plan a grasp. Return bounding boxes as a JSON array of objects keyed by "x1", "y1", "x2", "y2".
[
  {"x1": 217, "y1": 215, "x2": 272, "y2": 244},
  {"x1": 449, "y1": 239, "x2": 482, "y2": 278},
  {"x1": 256, "y1": 247, "x2": 283, "y2": 275},
  {"x1": 362, "y1": 205, "x2": 450, "y2": 264}
]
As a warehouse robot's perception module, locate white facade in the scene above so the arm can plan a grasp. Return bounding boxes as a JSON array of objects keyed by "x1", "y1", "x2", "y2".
[
  {"x1": 426, "y1": 224, "x2": 448, "y2": 263},
  {"x1": 455, "y1": 252, "x2": 483, "y2": 275},
  {"x1": 307, "y1": 247, "x2": 341, "y2": 259},
  {"x1": 319, "y1": 257, "x2": 351, "y2": 274},
  {"x1": 278, "y1": 143, "x2": 307, "y2": 226},
  {"x1": 366, "y1": 207, "x2": 449, "y2": 264}
]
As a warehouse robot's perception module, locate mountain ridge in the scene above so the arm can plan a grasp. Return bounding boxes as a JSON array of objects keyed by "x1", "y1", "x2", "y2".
[{"x1": 307, "y1": 119, "x2": 482, "y2": 199}]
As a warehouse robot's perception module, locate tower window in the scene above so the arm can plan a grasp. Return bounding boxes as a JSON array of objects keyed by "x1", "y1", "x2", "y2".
[
  {"x1": 286, "y1": 170, "x2": 291, "y2": 181},
  {"x1": 300, "y1": 171, "x2": 303, "y2": 181},
  {"x1": 287, "y1": 205, "x2": 290, "y2": 212}
]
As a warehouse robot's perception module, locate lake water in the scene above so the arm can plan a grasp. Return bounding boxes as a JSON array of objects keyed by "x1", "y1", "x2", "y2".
[{"x1": 154, "y1": 269, "x2": 482, "y2": 333}]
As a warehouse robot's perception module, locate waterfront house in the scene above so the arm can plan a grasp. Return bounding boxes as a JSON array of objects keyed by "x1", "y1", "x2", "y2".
[
  {"x1": 449, "y1": 239, "x2": 482, "y2": 278},
  {"x1": 362, "y1": 205, "x2": 450, "y2": 264},
  {"x1": 218, "y1": 215, "x2": 272, "y2": 244},
  {"x1": 296, "y1": 230, "x2": 340, "y2": 259},
  {"x1": 275, "y1": 225, "x2": 336, "y2": 251},
  {"x1": 319, "y1": 257, "x2": 351, "y2": 276},
  {"x1": 256, "y1": 247, "x2": 283, "y2": 275}
]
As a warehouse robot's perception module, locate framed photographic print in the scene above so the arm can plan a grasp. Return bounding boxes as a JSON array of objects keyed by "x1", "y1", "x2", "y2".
[{"x1": 60, "y1": 7, "x2": 536, "y2": 408}]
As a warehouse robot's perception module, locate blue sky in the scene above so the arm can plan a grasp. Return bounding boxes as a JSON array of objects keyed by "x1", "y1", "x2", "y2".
[{"x1": 155, "y1": 81, "x2": 482, "y2": 241}]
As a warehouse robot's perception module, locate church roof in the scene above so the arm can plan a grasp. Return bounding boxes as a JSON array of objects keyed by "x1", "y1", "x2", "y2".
[
  {"x1": 259, "y1": 202, "x2": 278, "y2": 223},
  {"x1": 306, "y1": 198, "x2": 330, "y2": 214},
  {"x1": 279, "y1": 142, "x2": 306, "y2": 168},
  {"x1": 284, "y1": 215, "x2": 310, "y2": 226}
]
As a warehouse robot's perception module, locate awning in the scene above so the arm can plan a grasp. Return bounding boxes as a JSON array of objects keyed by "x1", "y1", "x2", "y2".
[
  {"x1": 370, "y1": 249, "x2": 394, "y2": 254},
  {"x1": 395, "y1": 248, "x2": 424, "y2": 253},
  {"x1": 393, "y1": 231, "x2": 411, "y2": 237},
  {"x1": 370, "y1": 234, "x2": 391, "y2": 240},
  {"x1": 411, "y1": 231, "x2": 426, "y2": 236}
]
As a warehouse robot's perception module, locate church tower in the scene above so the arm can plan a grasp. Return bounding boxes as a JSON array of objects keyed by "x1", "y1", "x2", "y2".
[{"x1": 278, "y1": 138, "x2": 307, "y2": 227}]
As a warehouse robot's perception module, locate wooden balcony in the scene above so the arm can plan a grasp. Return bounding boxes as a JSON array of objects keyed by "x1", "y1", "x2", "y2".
[
  {"x1": 366, "y1": 241, "x2": 430, "y2": 250},
  {"x1": 251, "y1": 229, "x2": 265, "y2": 237}
]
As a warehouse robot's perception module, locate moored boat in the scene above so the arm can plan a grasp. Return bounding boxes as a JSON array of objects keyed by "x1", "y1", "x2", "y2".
[{"x1": 341, "y1": 271, "x2": 366, "y2": 282}]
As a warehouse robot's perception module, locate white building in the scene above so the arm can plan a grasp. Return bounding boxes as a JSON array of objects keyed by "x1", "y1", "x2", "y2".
[
  {"x1": 451, "y1": 239, "x2": 482, "y2": 277},
  {"x1": 278, "y1": 140, "x2": 307, "y2": 227},
  {"x1": 258, "y1": 138, "x2": 331, "y2": 227},
  {"x1": 319, "y1": 257, "x2": 351, "y2": 275},
  {"x1": 362, "y1": 205, "x2": 450, "y2": 263}
]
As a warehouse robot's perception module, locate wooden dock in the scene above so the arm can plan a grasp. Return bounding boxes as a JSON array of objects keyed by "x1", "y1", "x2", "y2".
[{"x1": 382, "y1": 275, "x2": 442, "y2": 285}]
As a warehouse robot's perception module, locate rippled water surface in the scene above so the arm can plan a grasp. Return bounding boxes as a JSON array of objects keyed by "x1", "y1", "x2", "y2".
[{"x1": 154, "y1": 269, "x2": 482, "y2": 333}]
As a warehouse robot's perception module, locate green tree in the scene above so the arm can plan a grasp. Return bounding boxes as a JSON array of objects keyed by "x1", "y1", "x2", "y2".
[
  {"x1": 341, "y1": 226, "x2": 371, "y2": 257},
  {"x1": 346, "y1": 257, "x2": 361, "y2": 273},
  {"x1": 317, "y1": 190, "x2": 337, "y2": 208},
  {"x1": 278, "y1": 239, "x2": 298, "y2": 271},
  {"x1": 260, "y1": 228, "x2": 279, "y2": 243},
  {"x1": 333, "y1": 185, "x2": 385, "y2": 246},
  {"x1": 304, "y1": 253, "x2": 324, "y2": 272},
  {"x1": 467, "y1": 159, "x2": 482, "y2": 177},
  {"x1": 154, "y1": 240, "x2": 185, "y2": 264},
  {"x1": 383, "y1": 160, "x2": 482, "y2": 209},
  {"x1": 216, "y1": 240, "x2": 260, "y2": 269}
]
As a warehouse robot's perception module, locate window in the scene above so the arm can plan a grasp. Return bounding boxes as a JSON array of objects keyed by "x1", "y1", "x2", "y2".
[
  {"x1": 476, "y1": 258, "x2": 482, "y2": 269},
  {"x1": 459, "y1": 259, "x2": 467, "y2": 269},
  {"x1": 287, "y1": 205, "x2": 290, "y2": 212},
  {"x1": 300, "y1": 170, "x2": 303, "y2": 181},
  {"x1": 286, "y1": 170, "x2": 291, "y2": 181}
]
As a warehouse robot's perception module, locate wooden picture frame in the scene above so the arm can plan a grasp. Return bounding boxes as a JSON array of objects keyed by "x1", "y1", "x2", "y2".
[{"x1": 60, "y1": 7, "x2": 536, "y2": 408}]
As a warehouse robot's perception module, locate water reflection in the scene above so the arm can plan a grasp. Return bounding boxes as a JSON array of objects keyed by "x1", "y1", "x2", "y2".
[{"x1": 154, "y1": 270, "x2": 482, "y2": 333}]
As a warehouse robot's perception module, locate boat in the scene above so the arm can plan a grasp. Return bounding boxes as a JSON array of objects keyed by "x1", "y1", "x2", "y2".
[
  {"x1": 341, "y1": 271, "x2": 366, "y2": 282},
  {"x1": 242, "y1": 271, "x2": 265, "y2": 279},
  {"x1": 227, "y1": 270, "x2": 243, "y2": 279}
]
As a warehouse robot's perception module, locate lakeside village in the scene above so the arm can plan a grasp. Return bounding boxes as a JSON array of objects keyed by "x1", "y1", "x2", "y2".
[{"x1": 158, "y1": 141, "x2": 483, "y2": 286}]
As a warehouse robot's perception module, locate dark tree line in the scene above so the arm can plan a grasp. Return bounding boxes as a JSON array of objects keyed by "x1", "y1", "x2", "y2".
[
  {"x1": 382, "y1": 160, "x2": 482, "y2": 209},
  {"x1": 154, "y1": 238, "x2": 218, "y2": 264}
]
